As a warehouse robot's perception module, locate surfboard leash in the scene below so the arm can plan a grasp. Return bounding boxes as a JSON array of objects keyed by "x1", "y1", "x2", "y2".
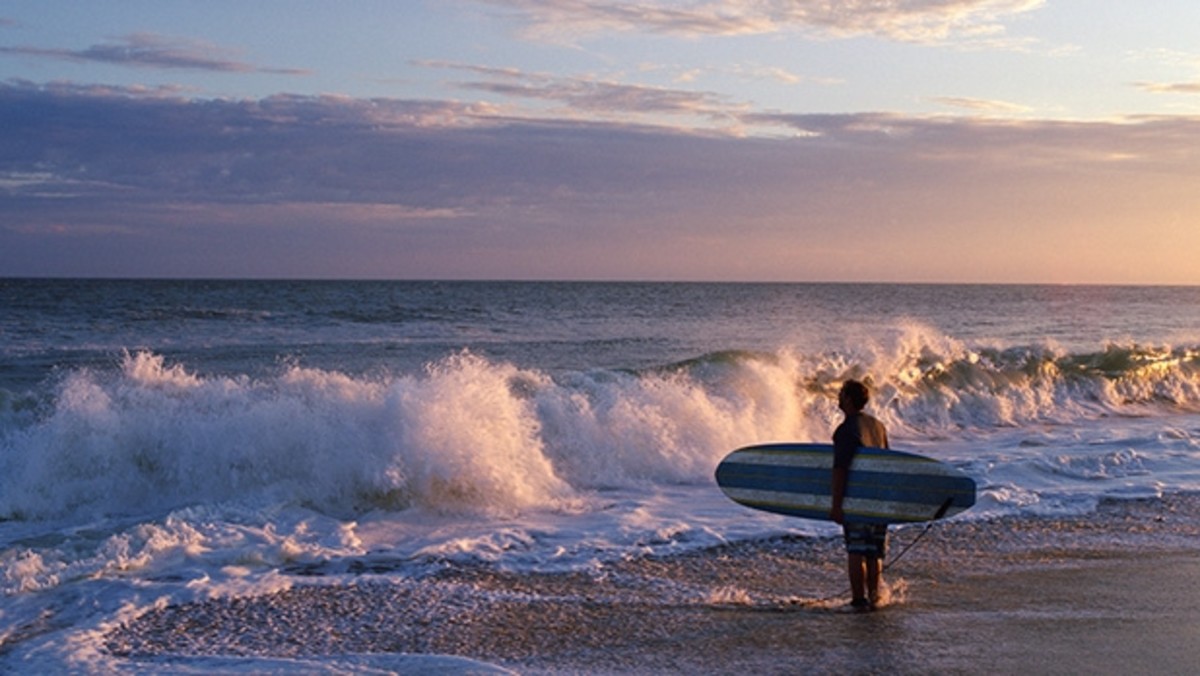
[
  {"x1": 778, "y1": 499, "x2": 955, "y2": 609},
  {"x1": 798, "y1": 499, "x2": 952, "y2": 609},
  {"x1": 883, "y1": 497, "x2": 953, "y2": 572}
]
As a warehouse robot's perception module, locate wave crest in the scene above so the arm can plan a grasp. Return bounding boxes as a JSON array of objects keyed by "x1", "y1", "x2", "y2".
[{"x1": 2, "y1": 333, "x2": 1197, "y2": 521}]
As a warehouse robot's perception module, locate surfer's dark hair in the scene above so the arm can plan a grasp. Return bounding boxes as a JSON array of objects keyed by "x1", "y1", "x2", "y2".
[{"x1": 840, "y1": 380, "x2": 870, "y2": 410}]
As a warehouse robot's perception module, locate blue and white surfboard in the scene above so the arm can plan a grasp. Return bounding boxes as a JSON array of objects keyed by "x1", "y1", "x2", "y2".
[{"x1": 715, "y1": 443, "x2": 976, "y2": 524}]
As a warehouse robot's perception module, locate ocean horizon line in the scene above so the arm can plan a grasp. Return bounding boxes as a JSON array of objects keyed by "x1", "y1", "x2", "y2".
[{"x1": 4, "y1": 276, "x2": 1199, "y2": 289}]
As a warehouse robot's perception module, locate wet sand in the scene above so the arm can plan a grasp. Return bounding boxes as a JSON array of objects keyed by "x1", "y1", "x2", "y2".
[{"x1": 106, "y1": 495, "x2": 1200, "y2": 674}]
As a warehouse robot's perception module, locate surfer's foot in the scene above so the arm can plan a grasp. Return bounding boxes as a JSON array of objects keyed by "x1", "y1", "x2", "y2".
[{"x1": 850, "y1": 598, "x2": 874, "y2": 612}]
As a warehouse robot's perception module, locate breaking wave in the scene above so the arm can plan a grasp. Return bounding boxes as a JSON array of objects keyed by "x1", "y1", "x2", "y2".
[{"x1": 2, "y1": 328, "x2": 1198, "y2": 521}]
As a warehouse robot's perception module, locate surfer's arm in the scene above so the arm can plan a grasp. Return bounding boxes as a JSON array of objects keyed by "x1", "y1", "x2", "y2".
[{"x1": 830, "y1": 466, "x2": 848, "y2": 524}]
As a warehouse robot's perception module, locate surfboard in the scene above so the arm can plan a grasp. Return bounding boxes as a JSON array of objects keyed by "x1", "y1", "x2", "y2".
[{"x1": 715, "y1": 443, "x2": 976, "y2": 525}]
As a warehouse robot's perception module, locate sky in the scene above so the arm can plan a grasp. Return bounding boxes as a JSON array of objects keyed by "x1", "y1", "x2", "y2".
[{"x1": 2, "y1": 1, "x2": 1199, "y2": 284}]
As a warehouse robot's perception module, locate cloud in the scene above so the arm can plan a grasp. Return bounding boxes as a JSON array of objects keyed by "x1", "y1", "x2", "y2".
[
  {"x1": 728, "y1": 64, "x2": 805, "y2": 85},
  {"x1": 742, "y1": 111, "x2": 1200, "y2": 167},
  {"x1": 637, "y1": 61, "x2": 841, "y2": 88},
  {"x1": 3, "y1": 81, "x2": 1199, "y2": 282},
  {"x1": 160, "y1": 201, "x2": 469, "y2": 225},
  {"x1": 462, "y1": 74, "x2": 739, "y2": 119},
  {"x1": 477, "y1": 0, "x2": 1045, "y2": 44},
  {"x1": 0, "y1": 32, "x2": 309, "y2": 74},
  {"x1": 1125, "y1": 48, "x2": 1200, "y2": 69},
  {"x1": 1126, "y1": 49, "x2": 1200, "y2": 97},
  {"x1": 5, "y1": 80, "x2": 1197, "y2": 207},
  {"x1": 1135, "y1": 81, "x2": 1200, "y2": 95},
  {"x1": 929, "y1": 96, "x2": 1032, "y2": 114},
  {"x1": 418, "y1": 60, "x2": 745, "y2": 124}
]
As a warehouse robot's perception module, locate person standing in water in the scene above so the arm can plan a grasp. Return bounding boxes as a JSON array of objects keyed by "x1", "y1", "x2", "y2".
[{"x1": 829, "y1": 379, "x2": 890, "y2": 611}]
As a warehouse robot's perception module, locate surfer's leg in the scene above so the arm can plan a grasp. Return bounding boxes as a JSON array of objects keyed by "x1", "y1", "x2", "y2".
[
  {"x1": 848, "y1": 553, "x2": 868, "y2": 604},
  {"x1": 865, "y1": 556, "x2": 882, "y2": 605}
]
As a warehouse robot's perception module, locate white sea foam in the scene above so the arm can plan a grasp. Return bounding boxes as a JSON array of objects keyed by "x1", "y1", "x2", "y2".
[{"x1": 4, "y1": 333, "x2": 1199, "y2": 523}]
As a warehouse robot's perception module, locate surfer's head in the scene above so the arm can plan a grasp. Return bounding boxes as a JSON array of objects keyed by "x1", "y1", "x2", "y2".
[{"x1": 838, "y1": 379, "x2": 870, "y2": 412}]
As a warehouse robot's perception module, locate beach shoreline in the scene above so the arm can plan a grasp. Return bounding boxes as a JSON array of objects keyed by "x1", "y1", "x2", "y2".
[{"x1": 103, "y1": 494, "x2": 1200, "y2": 674}]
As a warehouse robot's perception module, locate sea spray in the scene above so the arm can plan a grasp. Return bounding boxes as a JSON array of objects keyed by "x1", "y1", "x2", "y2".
[
  {"x1": 4, "y1": 332, "x2": 1200, "y2": 523},
  {"x1": 382, "y1": 351, "x2": 571, "y2": 514},
  {"x1": 0, "y1": 351, "x2": 574, "y2": 520},
  {"x1": 537, "y1": 350, "x2": 825, "y2": 488}
]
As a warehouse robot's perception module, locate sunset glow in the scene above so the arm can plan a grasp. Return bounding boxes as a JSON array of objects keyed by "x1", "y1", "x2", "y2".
[{"x1": 2, "y1": 1, "x2": 1199, "y2": 283}]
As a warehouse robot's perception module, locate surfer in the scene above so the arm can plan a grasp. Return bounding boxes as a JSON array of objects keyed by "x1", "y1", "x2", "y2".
[{"x1": 830, "y1": 379, "x2": 890, "y2": 611}]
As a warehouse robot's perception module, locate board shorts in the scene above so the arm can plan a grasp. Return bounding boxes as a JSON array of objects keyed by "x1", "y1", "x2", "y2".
[{"x1": 843, "y1": 523, "x2": 888, "y2": 558}]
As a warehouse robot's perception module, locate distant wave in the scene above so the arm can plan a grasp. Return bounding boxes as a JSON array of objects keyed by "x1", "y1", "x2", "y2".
[{"x1": 2, "y1": 331, "x2": 1198, "y2": 521}]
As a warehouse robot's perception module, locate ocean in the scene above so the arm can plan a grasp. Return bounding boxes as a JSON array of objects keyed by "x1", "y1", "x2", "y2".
[{"x1": 2, "y1": 280, "x2": 1199, "y2": 673}]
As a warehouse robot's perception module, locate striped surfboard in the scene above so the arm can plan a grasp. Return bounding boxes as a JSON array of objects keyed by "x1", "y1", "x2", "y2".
[{"x1": 715, "y1": 443, "x2": 976, "y2": 525}]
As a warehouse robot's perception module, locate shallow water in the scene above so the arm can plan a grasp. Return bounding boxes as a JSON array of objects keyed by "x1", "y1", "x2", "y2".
[{"x1": 103, "y1": 495, "x2": 1200, "y2": 673}]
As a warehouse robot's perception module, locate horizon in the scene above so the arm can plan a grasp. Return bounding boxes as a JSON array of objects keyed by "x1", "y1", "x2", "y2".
[{"x1": 5, "y1": 275, "x2": 1199, "y2": 289}]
